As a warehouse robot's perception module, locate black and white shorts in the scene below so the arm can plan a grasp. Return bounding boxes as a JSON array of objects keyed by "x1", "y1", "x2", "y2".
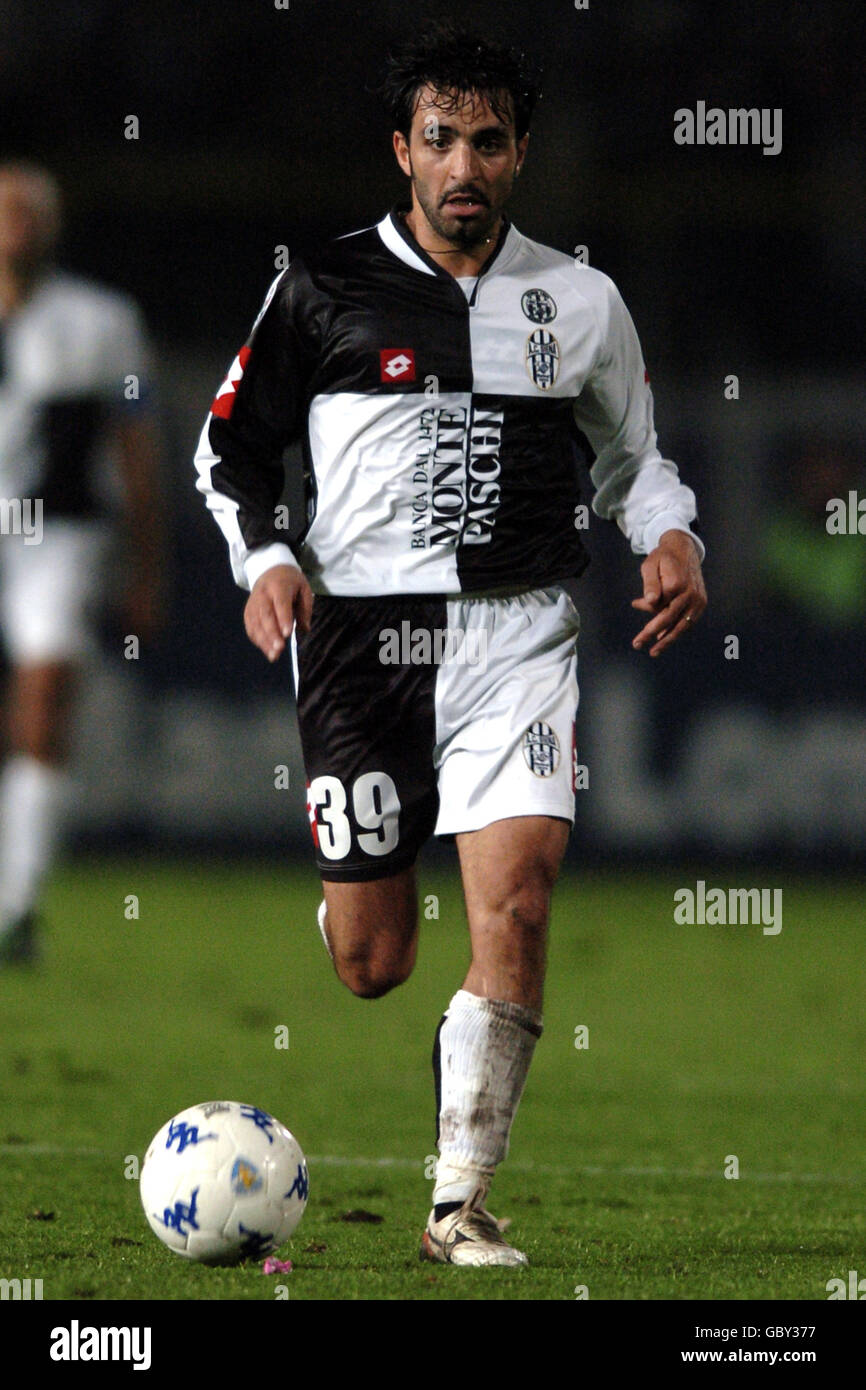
[
  {"x1": 292, "y1": 586, "x2": 580, "y2": 881},
  {"x1": 0, "y1": 521, "x2": 110, "y2": 663}
]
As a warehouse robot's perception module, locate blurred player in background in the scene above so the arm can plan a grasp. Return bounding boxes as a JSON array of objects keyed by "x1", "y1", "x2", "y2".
[{"x1": 0, "y1": 162, "x2": 163, "y2": 963}]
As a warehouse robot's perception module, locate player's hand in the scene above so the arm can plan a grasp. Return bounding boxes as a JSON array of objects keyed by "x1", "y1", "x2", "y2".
[
  {"x1": 631, "y1": 529, "x2": 706, "y2": 657},
  {"x1": 244, "y1": 565, "x2": 314, "y2": 662}
]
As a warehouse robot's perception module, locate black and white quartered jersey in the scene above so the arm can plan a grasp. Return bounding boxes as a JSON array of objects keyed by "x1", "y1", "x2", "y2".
[
  {"x1": 0, "y1": 270, "x2": 150, "y2": 520},
  {"x1": 195, "y1": 208, "x2": 703, "y2": 596}
]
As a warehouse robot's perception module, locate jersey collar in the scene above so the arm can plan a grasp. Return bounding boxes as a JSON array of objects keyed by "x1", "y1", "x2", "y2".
[{"x1": 379, "y1": 205, "x2": 519, "y2": 281}]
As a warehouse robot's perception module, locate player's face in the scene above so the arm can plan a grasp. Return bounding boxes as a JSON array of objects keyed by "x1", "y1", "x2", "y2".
[
  {"x1": 394, "y1": 85, "x2": 528, "y2": 251},
  {"x1": 0, "y1": 173, "x2": 57, "y2": 269}
]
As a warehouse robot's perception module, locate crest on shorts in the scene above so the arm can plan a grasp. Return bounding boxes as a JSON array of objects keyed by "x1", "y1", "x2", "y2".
[
  {"x1": 521, "y1": 288, "x2": 557, "y2": 324},
  {"x1": 524, "y1": 329, "x2": 560, "y2": 391},
  {"x1": 523, "y1": 722, "x2": 560, "y2": 777}
]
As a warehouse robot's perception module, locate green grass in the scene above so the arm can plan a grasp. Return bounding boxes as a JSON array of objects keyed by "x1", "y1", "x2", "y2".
[{"x1": 0, "y1": 858, "x2": 863, "y2": 1301}]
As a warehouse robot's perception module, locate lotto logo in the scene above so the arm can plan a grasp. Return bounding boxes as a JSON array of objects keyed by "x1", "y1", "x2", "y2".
[
  {"x1": 211, "y1": 345, "x2": 251, "y2": 419},
  {"x1": 305, "y1": 782, "x2": 320, "y2": 849},
  {"x1": 380, "y1": 349, "x2": 416, "y2": 382}
]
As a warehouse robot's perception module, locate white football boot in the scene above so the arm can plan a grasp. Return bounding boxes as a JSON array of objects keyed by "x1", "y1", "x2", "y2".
[{"x1": 420, "y1": 1187, "x2": 528, "y2": 1268}]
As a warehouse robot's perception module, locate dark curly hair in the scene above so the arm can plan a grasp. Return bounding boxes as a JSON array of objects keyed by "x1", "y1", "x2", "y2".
[{"x1": 381, "y1": 22, "x2": 542, "y2": 141}]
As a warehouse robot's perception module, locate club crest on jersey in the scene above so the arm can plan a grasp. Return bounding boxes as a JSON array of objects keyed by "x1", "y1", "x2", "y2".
[
  {"x1": 524, "y1": 329, "x2": 560, "y2": 391},
  {"x1": 380, "y1": 348, "x2": 416, "y2": 383},
  {"x1": 521, "y1": 288, "x2": 557, "y2": 324},
  {"x1": 523, "y1": 722, "x2": 560, "y2": 777},
  {"x1": 211, "y1": 345, "x2": 251, "y2": 419}
]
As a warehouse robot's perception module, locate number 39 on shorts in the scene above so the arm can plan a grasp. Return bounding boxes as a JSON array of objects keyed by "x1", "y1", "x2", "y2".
[{"x1": 307, "y1": 773, "x2": 401, "y2": 859}]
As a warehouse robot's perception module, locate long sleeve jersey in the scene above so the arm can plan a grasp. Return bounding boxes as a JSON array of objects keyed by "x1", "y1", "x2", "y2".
[{"x1": 195, "y1": 207, "x2": 703, "y2": 595}]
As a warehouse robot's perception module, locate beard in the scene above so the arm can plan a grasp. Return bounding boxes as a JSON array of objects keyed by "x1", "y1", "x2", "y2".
[{"x1": 410, "y1": 169, "x2": 507, "y2": 251}]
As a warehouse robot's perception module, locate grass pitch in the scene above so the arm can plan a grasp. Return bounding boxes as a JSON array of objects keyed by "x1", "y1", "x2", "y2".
[{"x1": 0, "y1": 858, "x2": 863, "y2": 1302}]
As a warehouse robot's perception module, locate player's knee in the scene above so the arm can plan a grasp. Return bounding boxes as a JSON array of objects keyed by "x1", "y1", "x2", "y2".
[
  {"x1": 479, "y1": 879, "x2": 551, "y2": 942},
  {"x1": 507, "y1": 855, "x2": 561, "y2": 922},
  {"x1": 508, "y1": 889, "x2": 550, "y2": 942},
  {"x1": 8, "y1": 723, "x2": 68, "y2": 765},
  {"x1": 334, "y1": 945, "x2": 415, "y2": 999},
  {"x1": 8, "y1": 670, "x2": 75, "y2": 764}
]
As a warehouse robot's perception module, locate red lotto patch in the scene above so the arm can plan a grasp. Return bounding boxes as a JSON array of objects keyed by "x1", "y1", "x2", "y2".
[
  {"x1": 211, "y1": 345, "x2": 252, "y2": 419},
  {"x1": 379, "y1": 349, "x2": 416, "y2": 383},
  {"x1": 305, "y1": 783, "x2": 320, "y2": 848}
]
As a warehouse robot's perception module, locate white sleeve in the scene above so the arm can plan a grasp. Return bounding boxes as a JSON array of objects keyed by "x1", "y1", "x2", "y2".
[{"x1": 574, "y1": 274, "x2": 705, "y2": 560}]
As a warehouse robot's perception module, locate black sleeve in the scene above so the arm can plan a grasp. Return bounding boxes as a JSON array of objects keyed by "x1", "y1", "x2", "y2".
[{"x1": 194, "y1": 263, "x2": 318, "y2": 585}]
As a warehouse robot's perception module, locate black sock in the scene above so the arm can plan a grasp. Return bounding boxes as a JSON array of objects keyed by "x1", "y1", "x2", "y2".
[{"x1": 434, "y1": 1201, "x2": 463, "y2": 1223}]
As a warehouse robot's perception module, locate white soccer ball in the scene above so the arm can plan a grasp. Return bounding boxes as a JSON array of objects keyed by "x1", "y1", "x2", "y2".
[{"x1": 140, "y1": 1101, "x2": 308, "y2": 1264}]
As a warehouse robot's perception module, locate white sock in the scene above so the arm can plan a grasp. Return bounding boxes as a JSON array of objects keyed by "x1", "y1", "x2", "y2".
[
  {"x1": 0, "y1": 755, "x2": 70, "y2": 930},
  {"x1": 432, "y1": 988, "x2": 543, "y2": 1207},
  {"x1": 317, "y1": 899, "x2": 334, "y2": 960}
]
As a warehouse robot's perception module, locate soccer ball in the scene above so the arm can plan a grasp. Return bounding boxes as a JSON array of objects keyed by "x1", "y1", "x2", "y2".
[{"x1": 140, "y1": 1101, "x2": 308, "y2": 1264}]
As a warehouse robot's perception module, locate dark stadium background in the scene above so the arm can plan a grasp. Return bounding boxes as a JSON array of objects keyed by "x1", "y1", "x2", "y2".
[{"x1": 2, "y1": 0, "x2": 863, "y2": 863}]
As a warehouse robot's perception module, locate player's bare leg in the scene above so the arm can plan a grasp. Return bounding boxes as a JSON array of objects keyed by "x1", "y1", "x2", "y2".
[
  {"x1": 458, "y1": 814, "x2": 568, "y2": 1011},
  {"x1": 8, "y1": 661, "x2": 78, "y2": 762},
  {"x1": 422, "y1": 815, "x2": 570, "y2": 1266},
  {"x1": 0, "y1": 661, "x2": 77, "y2": 961},
  {"x1": 319, "y1": 866, "x2": 419, "y2": 999}
]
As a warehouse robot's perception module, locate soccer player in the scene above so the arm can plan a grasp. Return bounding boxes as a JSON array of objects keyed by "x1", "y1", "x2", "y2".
[
  {"x1": 0, "y1": 163, "x2": 163, "y2": 963},
  {"x1": 195, "y1": 25, "x2": 707, "y2": 1266}
]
